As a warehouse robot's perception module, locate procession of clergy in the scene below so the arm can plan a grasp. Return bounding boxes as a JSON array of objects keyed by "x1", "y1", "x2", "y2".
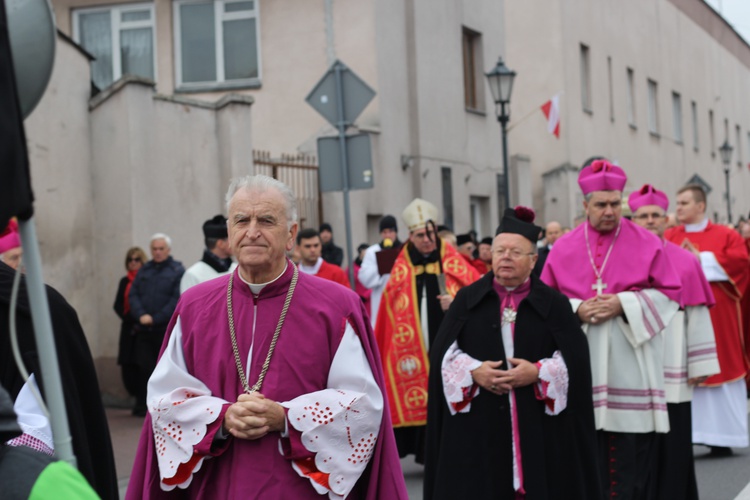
[{"x1": 125, "y1": 160, "x2": 748, "y2": 499}]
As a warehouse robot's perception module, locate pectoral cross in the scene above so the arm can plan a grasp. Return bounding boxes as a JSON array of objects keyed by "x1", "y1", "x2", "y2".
[
  {"x1": 591, "y1": 278, "x2": 607, "y2": 296},
  {"x1": 502, "y1": 307, "x2": 517, "y2": 324}
]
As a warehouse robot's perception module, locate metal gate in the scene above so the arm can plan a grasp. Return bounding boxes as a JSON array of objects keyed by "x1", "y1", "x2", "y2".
[{"x1": 253, "y1": 150, "x2": 321, "y2": 229}]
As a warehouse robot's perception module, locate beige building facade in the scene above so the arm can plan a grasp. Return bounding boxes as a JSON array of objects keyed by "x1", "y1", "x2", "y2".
[
  {"x1": 51, "y1": 0, "x2": 513, "y2": 249},
  {"x1": 38, "y1": 0, "x2": 511, "y2": 398},
  {"x1": 25, "y1": 0, "x2": 750, "y2": 398},
  {"x1": 506, "y1": 0, "x2": 750, "y2": 225}
]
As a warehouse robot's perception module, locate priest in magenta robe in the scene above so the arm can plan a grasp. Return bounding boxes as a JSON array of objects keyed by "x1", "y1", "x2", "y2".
[
  {"x1": 126, "y1": 175, "x2": 407, "y2": 499},
  {"x1": 425, "y1": 207, "x2": 600, "y2": 499},
  {"x1": 541, "y1": 160, "x2": 682, "y2": 499},
  {"x1": 629, "y1": 184, "x2": 719, "y2": 499},
  {"x1": 665, "y1": 183, "x2": 750, "y2": 457}
]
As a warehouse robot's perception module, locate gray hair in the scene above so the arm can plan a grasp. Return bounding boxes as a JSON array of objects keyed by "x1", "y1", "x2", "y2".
[
  {"x1": 225, "y1": 175, "x2": 298, "y2": 228},
  {"x1": 584, "y1": 190, "x2": 622, "y2": 203},
  {"x1": 150, "y1": 233, "x2": 172, "y2": 248}
]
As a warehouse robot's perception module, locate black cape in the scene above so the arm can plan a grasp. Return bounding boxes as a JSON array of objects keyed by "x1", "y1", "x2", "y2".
[
  {"x1": 424, "y1": 273, "x2": 601, "y2": 500},
  {"x1": 0, "y1": 262, "x2": 118, "y2": 499}
]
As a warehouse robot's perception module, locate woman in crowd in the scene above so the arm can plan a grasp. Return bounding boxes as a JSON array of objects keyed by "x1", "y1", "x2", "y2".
[{"x1": 113, "y1": 246, "x2": 147, "y2": 414}]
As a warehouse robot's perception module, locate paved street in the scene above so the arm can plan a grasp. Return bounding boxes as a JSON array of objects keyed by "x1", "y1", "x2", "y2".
[{"x1": 109, "y1": 406, "x2": 750, "y2": 499}]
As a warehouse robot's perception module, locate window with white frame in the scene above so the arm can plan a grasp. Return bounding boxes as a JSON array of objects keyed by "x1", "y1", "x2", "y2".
[
  {"x1": 174, "y1": 0, "x2": 260, "y2": 89},
  {"x1": 626, "y1": 68, "x2": 635, "y2": 126},
  {"x1": 672, "y1": 92, "x2": 682, "y2": 143},
  {"x1": 73, "y1": 3, "x2": 156, "y2": 91},
  {"x1": 691, "y1": 101, "x2": 698, "y2": 151},
  {"x1": 647, "y1": 79, "x2": 659, "y2": 135}
]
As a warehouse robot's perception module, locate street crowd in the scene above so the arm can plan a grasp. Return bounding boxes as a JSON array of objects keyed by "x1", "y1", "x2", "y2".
[{"x1": 1, "y1": 158, "x2": 750, "y2": 499}]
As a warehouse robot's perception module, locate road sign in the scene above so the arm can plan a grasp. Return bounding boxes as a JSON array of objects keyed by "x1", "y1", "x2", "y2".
[
  {"x1": 318, "y1": 134, "x2": 373, "y2": 192},
  {"x1": 306, "y1": 60, "x2": 376, "y2": 288},
  {"x1": 687, "y1": 173, "x2": 712, "y2": 194},
  {"x1": 306, "y1": 60, "x2": 375, "y2": 127}
]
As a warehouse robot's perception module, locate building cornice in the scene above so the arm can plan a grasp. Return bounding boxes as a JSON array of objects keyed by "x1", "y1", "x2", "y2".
[{"x1": 668, "y1": 0, "x2": 750, "y2": 69}]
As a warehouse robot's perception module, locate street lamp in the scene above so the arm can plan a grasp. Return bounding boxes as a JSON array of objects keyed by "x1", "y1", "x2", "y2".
[
  {"x1": 486, "y1": 57, "x2": 516, "y2": 211},
  {"x1": 719, "y1": 140, "x2": 733, "y2": 224}
]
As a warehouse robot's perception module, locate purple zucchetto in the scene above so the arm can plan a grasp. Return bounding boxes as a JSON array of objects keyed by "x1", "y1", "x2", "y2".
[
  {"x1": 627, "y1": 184, "x2": 669, "y2": 213},
  {"x1": 578, "y1": 160, "x2": 627, "y2": 195}
]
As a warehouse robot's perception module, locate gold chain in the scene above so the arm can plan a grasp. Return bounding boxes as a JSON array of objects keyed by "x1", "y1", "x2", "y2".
[{"x1": 227, "y1": 266, "x2": 298, "y2": 394}]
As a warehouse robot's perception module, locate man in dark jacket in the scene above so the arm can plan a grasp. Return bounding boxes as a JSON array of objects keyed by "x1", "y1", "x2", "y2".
[
  {"x1": 128, "y1": 233, "x2": 184, "y2": 416},
  {"x1": 424, "y1": 207, "x2": 600, "y2": 500},
  {"x1": 319, "y1": 222, "x2": 344, "y2": 266}
]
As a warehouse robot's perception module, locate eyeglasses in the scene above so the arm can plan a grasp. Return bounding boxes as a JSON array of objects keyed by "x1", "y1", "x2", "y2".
[
  {"x1": 127, "y1": 257, "x2": 142, "y2": 263},
  {"x1": 632, "y1": 213, "x2": 665, "y2": 221},
  {"x1": 493, "y1": 248, "x2": 534, "y2": 259}
]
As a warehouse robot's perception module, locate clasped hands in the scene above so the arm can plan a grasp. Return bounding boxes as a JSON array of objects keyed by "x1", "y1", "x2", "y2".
[
  {"x1": 223, "y1": 393, "x2": 286, "y2": 441},
  {"x1": 470, "y1": 358, "x2": 539, "y2": 395},
  {"x1": 577, "y1": 293, "x2": 623, "y2": 325}
]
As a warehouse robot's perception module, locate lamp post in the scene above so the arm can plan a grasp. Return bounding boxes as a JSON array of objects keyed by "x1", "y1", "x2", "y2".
[
  {"x1": 719, "y1": 140, "x2": 733, "y2": 224},
  {"x1": 486, "y1": 57, "x2": 516, "y2": 211}
]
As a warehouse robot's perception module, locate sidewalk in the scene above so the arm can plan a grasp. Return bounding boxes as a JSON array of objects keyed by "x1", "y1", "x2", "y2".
[{"x1": 105, "y1": 407, "x2": 144, "y2": 499}]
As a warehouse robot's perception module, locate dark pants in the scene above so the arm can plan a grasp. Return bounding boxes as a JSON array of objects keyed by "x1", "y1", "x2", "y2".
[
  {"x1": 658, "y1": 403, "x2": 699, "y2": 500},
  {"x1": 598, "y1": 430, "x2": 661, "y2": 500},
  {"x1": 133, "y1": 326, "x2": 166, "y2": 412},
  {"x1": 394, "y1": 425, "x2": 426, "y2": 464}
]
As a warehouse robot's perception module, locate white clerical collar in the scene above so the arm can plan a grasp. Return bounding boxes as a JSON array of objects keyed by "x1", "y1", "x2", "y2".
[
  {"x1": 298, "y1": 256, "x2": 323, "y2": 275},
  {"x1": 684, "y1": 217, "x2": 709, "y2": 233},
  {"x1": 239, "y1": 262, "x2": 288, "y2": 295}
]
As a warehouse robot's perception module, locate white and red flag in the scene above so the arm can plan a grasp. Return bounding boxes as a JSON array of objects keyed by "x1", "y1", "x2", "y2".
[{"x1": 540, "y1": 95, "x2": 560, "y2": 138}]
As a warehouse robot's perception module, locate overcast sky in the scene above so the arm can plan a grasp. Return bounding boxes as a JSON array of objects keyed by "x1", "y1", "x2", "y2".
[{"x1": 705, "y1": 0, "x2": 750, "y2": 43}]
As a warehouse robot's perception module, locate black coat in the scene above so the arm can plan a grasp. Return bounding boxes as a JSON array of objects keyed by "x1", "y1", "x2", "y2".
[
  {"x1": 0, "y1": 262, "x2": 118, "y2": 499},
  {"x1": 424, "y1": 272, "x2": 601, "y2": 500},
  {"x1": 321, "y1": 240, "x2": 344, "y2": 267},
  {"x1": 532, "y1": 245, "x2": 551, "y2": 276},
  {"x1": 128, "y1": 256, "x2": 184, "y2": 327},
  {"x1": 113, "y1": 275, "x2": 137, "y2": 365}
]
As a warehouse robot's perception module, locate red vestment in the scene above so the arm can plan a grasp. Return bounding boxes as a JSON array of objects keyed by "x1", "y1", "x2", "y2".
[
  {"x1": 470, "y1": 257, "x2": 491, "y2": 275},
  {"x1": 665, "y1": 222, "x2": 750, "y2": 385},
  {"x1": 374, "y1": 240, "x2": 480, "y2": 427},
  {"x1": 314, "y1": 260, "x2": 351, "y2": 289}
]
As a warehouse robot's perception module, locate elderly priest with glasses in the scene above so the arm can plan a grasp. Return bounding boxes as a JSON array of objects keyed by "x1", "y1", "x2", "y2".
[{"x1": 425, "y1": 206, "x2": 600, "y2": 499}]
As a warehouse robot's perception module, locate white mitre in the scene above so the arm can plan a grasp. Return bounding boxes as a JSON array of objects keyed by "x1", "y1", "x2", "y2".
[{"x1": 402, "y1": 198, "x2": 439, "y2": 232}]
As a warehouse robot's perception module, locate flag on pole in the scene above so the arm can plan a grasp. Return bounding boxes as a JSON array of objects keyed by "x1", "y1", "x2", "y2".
[
  {"x1": 540, "y1": 95, "x2": 560, "y2": 138},
  {"x1": 0, "y1": 0, "x2": 34, "y2": 230}
]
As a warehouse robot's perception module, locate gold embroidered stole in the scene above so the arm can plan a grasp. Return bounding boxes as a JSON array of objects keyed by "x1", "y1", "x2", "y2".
[{"x1": 375, "y1": 240, "x2": 480, "y2": 427}]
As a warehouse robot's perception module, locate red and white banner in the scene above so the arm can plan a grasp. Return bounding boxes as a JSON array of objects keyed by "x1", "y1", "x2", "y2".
[{"x1": 540, "y1": 95, "x2": 560, "y2": 138}]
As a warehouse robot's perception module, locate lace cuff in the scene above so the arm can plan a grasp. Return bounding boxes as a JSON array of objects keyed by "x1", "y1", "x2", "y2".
[
  {"x1": 150, "y1": 388, "x2": 228, "y2": 491},
  {"x1": 281, "y1": 388, "x2": 380, "y2": 499},
  {"x1": 442, "y1": 341, "x2": 482, "y2": 415},
  {"x1": 533, "y1": 350, "x2": 568, "y2": 415}
]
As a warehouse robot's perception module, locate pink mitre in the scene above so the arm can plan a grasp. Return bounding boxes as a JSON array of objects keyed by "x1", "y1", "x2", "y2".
[
  {"x1": 0, "y1": 219, "x2": 21, "y2": 253},
  {"x1": 628, "y1": 184, "x2": 669, "y2": 212},
  {"x1": 578, "y1": 159, "x2": 627, "y2": 194}
]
